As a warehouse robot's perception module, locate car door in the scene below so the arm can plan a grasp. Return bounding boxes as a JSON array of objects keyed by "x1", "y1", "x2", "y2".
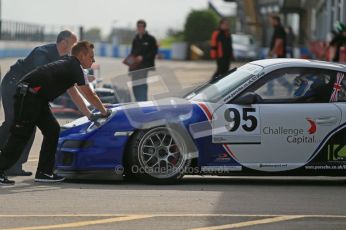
[
  {"x1": 330, "y1": 71, "x2": 346, "y2": 121},
  {"x1": 212, "y1": 67, "x2": 342, "y2": 172},
  {"x1": 329, "y1": 71, "x2": 346, "y2": 161}
]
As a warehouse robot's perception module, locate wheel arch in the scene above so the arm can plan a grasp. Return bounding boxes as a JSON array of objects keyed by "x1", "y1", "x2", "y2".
[{"x1": 122, "y1": 123, "x2": 199, "y2": 183}]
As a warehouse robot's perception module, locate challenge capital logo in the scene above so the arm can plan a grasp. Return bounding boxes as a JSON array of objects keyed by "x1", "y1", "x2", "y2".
[{"x1": 306, "y1": 118, "x2": 317, "y2": 134}]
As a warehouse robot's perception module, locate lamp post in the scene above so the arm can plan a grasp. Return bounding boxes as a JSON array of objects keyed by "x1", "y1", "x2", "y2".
[
  {"x1": 111, "y1": 20, "x2": 118, "y2": 45},
  {"x1": 0, "y1": 0, "x2": 2, "y2": 40}
]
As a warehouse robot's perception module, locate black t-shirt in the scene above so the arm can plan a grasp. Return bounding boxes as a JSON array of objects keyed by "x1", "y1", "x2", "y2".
[
  {"x1": 20, "y1": 56, "x2": 87, "y2": 101},
  {"x1": 216, "y1": 29, "x2": 233, "y2": 59},
  {"x1": 270, "y1": 24, "x2": 287, "y2": 58},
  {"x1": 130, "y1": 32, "x2": 158, "y2": 70},
  {"x1": 330, "y1": 33, "x2": 346, "y2": 62}
]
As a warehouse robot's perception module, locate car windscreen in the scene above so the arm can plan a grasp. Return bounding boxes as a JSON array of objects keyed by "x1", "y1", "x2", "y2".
[{"x1": 186, "y1": 63, "x2": 263, "y2": 103}]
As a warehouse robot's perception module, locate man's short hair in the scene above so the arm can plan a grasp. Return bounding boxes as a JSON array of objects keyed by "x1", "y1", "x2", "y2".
[
  {"x1": 137, "y1": 19, "x2": 147, "y2": 28},
  {"x1": 71, "y1": 41, "x2": 94, "y2": 56},
  {"x1": 271, "y1": 15, "x2": 281, "y2": 23},
  {"x1": 56, "y1": 30, "x2": 74, "y2": 43}
]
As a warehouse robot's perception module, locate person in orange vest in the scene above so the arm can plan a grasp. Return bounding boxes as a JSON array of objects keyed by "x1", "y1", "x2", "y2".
[
  {"x1": 329, "y1": 21, "x2": 346, "y2": 63},
  {"x1": 210, "y1": 18, "x2": 234, "y2": 80}
]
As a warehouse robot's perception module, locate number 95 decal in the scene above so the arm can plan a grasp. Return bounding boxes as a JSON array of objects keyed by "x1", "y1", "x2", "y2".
[
  {"x1": 212, "y1": 105, "x2": 260, "y2": 143},
  {"x1": 224, "y1": 107, "x2": 259, "y2": 132}
]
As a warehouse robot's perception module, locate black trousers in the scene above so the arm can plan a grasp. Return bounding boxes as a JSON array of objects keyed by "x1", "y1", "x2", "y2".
[
  {"x1": 212, "y1": 57, "x2": 231, "y2": 80},
  {"x1": 0, "y1": 72, "x2": 35, "y2": 172},
  {"x1": 0, "y1": 90, "x2": 60, "y2": 174}
]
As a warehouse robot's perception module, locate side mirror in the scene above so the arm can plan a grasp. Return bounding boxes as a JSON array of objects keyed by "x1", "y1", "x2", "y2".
[{"x1": 232, "y1": 92, "x2": 262, "y2": 105}]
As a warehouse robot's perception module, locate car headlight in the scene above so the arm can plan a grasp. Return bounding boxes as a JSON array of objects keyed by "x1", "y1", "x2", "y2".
[{"x1": 61, "y1": 116, "x2": 90, "y2": 132}]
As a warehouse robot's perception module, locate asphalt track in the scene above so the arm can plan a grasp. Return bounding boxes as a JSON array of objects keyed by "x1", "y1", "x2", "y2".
[{"x1": 0, "y1": 57, "x2": 346, "y2": 229}]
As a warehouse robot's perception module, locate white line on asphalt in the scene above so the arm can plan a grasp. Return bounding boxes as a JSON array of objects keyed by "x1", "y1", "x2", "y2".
[
  {"x1": 188, "y1": 215, "x2": 305, "y2": 230},
  {"x1": 1, "y1": 214, "x2": 346, "y2": 230},
  {"x1": 0, "y1": 215, "x2": 153, "y2": 230}
]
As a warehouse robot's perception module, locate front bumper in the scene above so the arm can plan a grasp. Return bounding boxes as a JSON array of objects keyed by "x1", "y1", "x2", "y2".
[{"x1": 56, "y1": 168, "x2": 124, "y2": 181}]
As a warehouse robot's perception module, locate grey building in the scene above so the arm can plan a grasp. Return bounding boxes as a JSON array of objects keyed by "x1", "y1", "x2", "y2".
[
  {"x1": 313, "y1": 0, "x2": 346, "y2": 41},
  {"x1": 230, "y1": 0, "x2": 346, "y2": 47}
]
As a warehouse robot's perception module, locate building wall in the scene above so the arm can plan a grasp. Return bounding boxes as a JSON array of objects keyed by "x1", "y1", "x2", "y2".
[
  {"x1": 238, "y1": 0, "x2": 345, "y2": 48},
  {"x1": 313, "y1": 0, "x2": 346, "y2": 41}
]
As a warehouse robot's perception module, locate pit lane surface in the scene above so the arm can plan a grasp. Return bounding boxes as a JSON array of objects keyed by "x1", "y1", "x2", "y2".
[
  {"x1": 1, "y1": 175, "x2": 346, "y2": 230},
  {"x1": 1, "y1": 57, "x2": 346, "y2": 229}
]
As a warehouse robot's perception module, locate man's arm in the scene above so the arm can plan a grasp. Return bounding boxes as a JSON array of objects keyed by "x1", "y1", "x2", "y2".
[
  {"x1": 76, "y1": 84, "x2": 108, "y2": 116},
  {"x1": 269, "y1": 38, "x2": 284, "y2": 57},
  {"x1": 67, "y1": 86, "x2": 92, "y2": 118},
  {"x1": 328, "y1": 36, "x2": 339, "y2": 61},
  {"x1": 143, "y1": 36, "x2": 158, "y2": 61}
]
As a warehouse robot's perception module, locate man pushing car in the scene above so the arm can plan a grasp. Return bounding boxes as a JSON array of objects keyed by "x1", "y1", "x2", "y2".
[{"x1": 0, "y1": 41, "x2": 111, "y2": 185}]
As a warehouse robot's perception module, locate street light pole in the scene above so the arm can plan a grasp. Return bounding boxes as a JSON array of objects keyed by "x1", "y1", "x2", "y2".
[
  {"x1": 111, "y1": 20, "x2": 118, "y2": 45},
  {"x1": 0, "y1": 0, "x2": 2, "y2": 40}
]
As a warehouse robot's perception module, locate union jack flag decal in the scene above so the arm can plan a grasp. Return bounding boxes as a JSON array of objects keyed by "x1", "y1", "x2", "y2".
[{"x1": 330, "y1": 72, "x2": 344, "y2": 102}]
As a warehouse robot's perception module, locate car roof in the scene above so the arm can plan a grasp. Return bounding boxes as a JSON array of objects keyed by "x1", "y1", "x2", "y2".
[{"x1": 250, "y1": 58, "x2": 346, "y2": 72}]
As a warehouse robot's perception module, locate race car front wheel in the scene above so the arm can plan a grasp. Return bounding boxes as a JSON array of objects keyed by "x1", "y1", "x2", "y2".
[{"x1": 126, "y1": 127, "x2": 191, "y2": 184}]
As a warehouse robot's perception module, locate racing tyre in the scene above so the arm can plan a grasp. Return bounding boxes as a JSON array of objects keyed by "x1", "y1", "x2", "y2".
[{"x1": 127, "y1": 127, "x2": 191, "y2": 184}]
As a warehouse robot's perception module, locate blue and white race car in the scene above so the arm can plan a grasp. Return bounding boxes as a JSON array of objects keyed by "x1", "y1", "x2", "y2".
[{"x1": 56, "y1": 59, "x2": 346, "y2": 183}]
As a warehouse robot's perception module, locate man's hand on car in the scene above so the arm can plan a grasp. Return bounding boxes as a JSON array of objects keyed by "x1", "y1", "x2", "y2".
[
  {"x1": 102, "y1": 109, "x2": 112, "y2": 118},
  {"x1": 89, "y1": 109, "x2": 112, "y2": 122}
]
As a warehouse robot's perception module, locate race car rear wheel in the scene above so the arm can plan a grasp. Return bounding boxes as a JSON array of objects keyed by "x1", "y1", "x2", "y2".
[{"x1": 127, "y1": 127, "x2": 191, "y2": 184}]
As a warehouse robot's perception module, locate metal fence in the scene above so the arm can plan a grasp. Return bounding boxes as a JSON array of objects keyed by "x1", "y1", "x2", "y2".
[
  {"x1": 0, "y1": 20, "x2": 44, "y2": 41},
  {"x1": 0, "y1": 20, "x2": 80, "y2": 42}
]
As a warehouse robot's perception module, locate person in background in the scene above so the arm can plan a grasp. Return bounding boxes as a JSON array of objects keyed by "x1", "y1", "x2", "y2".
[
  {"x1": 268, "y1": 15, "x2": 286, "y2": 58},
  {"x1": 0, "y1": 41, "x2": 111, "y2": 185},
  {"x1": 329, "y1": 21, "x2": 346, "y2": 62},
  {"x1": 286, "y1": 26, "x2": 295, "y2": 58},
  {"x1": 266, "y1": 15, "x2": 288, "y2": 96},
  {"x1": 210, "y1": 18, "x2": 234, "y2": 80},
  {"x1": 128, "y1": 19, "x2": 158, "y2": 101},
  {"x1": 0, "y1": 30, "x2": 77, "y2": 176}
]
